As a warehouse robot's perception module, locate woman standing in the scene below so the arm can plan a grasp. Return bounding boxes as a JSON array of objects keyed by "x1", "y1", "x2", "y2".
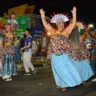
[
  {"x1": 69, "y1": 24, "x2": 93, "y2": 83},
  {"x1": 40, "y1": 7, "x2": 83, "y2": 91},
  {"x1": 0, "y1": 29, "x2": 4, "y2": 79},
  {"x1": 15, "y1": 36, "x2": 21, "y2": 62},
  {"x1": 2, "y1": 24, "x2": 17, "y2": 81}
]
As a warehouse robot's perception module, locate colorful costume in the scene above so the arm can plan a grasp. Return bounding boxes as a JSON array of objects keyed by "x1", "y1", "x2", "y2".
[
  {"x1": 3, "y1": 32, "x2": 17, "y2": 79},
  {"x1": 48, "y1": 15, "x2": 83, "y2": 88},
  {"x1": 48, "y1": 32, "x2": 82, "y2": 88},
  {"x1": 0, "y1": 29, "x2": 4, "y2": 77},
  {"x1": 70, "y1": 22, "x2": 93, "y2": 81}
]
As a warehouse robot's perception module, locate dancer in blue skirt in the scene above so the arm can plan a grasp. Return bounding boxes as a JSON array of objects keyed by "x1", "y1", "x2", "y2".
[
  {"x1": 69, "y1": 22, "x2": 93, "y2": 83},
  {"x1": 40, "y1": 7, "x2": 83, "y2": 92}
]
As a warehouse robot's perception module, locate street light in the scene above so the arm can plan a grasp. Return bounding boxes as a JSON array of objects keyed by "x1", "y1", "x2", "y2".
[{"x1": 88, "y1": 24, "x2": 94, "y2": 28}]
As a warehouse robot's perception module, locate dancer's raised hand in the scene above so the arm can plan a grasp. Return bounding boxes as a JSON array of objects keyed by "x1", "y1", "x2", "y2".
[
  {"x1": 40, "y1": 9, "x2": 45, "y2": 17},
  {"x1": 71, "y1": 6, "x2": 77, "y2": 15}
]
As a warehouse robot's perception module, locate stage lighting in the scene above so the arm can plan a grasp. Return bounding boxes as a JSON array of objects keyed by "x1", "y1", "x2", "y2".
[{"x1": 47, "y1": 32, "x2": 51, "y2": 36}]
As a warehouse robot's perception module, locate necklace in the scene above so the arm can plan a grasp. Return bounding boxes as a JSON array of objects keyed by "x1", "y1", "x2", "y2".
[{"x1": 56, "y1": 30, "x2": 61, "y2": 34}]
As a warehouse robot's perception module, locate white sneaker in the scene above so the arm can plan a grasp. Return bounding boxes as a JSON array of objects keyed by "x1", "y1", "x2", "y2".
[
  {"x1": 43, "y1": 63, "x2": 48, "y2": 67},
  {"x1": 2, "y1": 75, "x2": 11, "y2": 80},
  {"x1": 13, "y1": 74, "x2": 17, "y2": 76},
  {"x1": 24, "y1": 73, "x2": 31, "y2": 76},
  {"x1": 2, "y1": 76, "x2": 7, "y2": 80},
  {"x1": 5, "y1": 78, "x2": 12, "y2": 82},
  {"x1": 92, "y1": 78, "x2": 96, "y2": 82}
]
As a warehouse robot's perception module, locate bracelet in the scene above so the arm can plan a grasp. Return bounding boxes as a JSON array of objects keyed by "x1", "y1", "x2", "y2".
[{"x1": 73, "y1": 14, "x2": 76, "y2": 17}]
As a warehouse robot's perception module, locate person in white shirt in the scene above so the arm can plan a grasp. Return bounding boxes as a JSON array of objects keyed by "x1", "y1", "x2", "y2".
[
  {"x1": 40, "y1": 32, "x2": 47, "y2": 62},
  {"x1": 32, "y1": 37, "x2": 39, "y2": 61}
]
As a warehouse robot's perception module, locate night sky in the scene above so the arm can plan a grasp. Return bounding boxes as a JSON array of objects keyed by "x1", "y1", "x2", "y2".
[{"x1": 0, "y1": 0, "x2": 96, "y2": 24}]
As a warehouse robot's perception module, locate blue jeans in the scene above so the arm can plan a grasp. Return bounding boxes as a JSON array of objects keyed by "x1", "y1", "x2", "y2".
[{"x1": 3, "y1": 54, "x2": 17, "y2": 78}]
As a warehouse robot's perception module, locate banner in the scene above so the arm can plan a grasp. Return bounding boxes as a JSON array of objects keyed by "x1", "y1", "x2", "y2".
[
  {"x1": 14, "y1": 15, "x2": 29, "y2": 38},
  {"x1": 15, "y1": 15, "x2": 44, "y2": 39},
  {"x1": 30, "y1": 16, "x2": 44, "y2": 39},
  {"x1": 16, "y1": 16, "x2": 29, "y2": 31}
]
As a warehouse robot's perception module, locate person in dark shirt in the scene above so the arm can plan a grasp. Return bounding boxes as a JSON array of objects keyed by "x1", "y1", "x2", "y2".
[{"x1": 19, "y1": 34, "x2": 26, "y2": 55}]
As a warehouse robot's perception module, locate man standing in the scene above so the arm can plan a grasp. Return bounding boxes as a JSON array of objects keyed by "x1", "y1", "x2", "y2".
[{"x1": 21, "y1": 28, "x2": 37, "y2": 75}]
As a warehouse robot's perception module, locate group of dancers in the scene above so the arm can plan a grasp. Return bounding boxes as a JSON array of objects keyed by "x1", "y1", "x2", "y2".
[
  {"x1": 0, "y1": 6, "x2": 95, "y2": 91},
  {"x1": 0, "y1": 13, "x2": 37, "y2": 80},
  {"x1": 40, "y1": 6, "x2": 94, "y2": 91}
]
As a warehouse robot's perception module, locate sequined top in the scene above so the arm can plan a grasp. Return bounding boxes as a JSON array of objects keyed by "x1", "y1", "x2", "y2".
[
  {"x1": 66, "y1": 43, "x2": 90, "y2": 60},
  {"x1": 3, "y1": 32, "x2": 15, "y2": 54},
  {"x1": 48, "y1": 33, "x2": 69, "y2": 58},
  {"x1": 48, "y1": 31, "x2": 90, "y2": 60}
]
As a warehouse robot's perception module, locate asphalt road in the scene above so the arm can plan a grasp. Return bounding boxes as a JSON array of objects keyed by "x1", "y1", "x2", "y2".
[{"x1": 0, "y1": 68, "x2": 96, "y2": 96}]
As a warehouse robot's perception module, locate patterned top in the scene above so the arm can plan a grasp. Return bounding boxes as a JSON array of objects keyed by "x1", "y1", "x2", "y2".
[
  {"x1": 48, "y1": 32, "x2": 90, "y2": 60},
  {"x1": 48, "y1": 33, "x2": 69, "y2": 58},
  {"x1": 3, "y1": 36, "x2": 15, "y2": 54},
  {"x1": 66, "y1": 43, "x2": 90, "y2": 60}
]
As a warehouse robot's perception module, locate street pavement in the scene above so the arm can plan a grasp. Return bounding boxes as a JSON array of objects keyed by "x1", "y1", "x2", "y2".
[{"x1": 0, "y1": 68, "x2": 96, "y2": 96}]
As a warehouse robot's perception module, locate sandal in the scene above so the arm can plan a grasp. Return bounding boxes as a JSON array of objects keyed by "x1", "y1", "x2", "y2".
[
  {"x1": 56, "y1": 86, "x2": 61, "y2": 89},
  {"x1": 83, "y1": 82, "x2": 86, "y2": 84},
  {"x1": 61, "y1": 88, "x2": 67, "y2": 92}
]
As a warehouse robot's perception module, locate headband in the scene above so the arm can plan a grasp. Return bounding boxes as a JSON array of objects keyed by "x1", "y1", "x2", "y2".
[{"x1": 50, "y1": 14, "x2": 69, "y2": 23}]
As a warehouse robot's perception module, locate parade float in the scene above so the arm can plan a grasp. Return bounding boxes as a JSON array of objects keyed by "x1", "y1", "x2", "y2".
[{"x1": 0, "y1": 4, "x2": 48, "y2": 40}]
